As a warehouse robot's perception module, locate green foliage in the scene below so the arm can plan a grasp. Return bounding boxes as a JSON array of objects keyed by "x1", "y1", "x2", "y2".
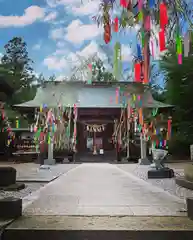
[
  {"x1": 1, "y1": 37, "x2": 37, "y2": 105},
  {"x1": 0, "y1": 37, "x2": 37, "y2": 128},
  {"x1": 91, "y1": 59, "x2": 117, "y2": 82},
  {"x1": 160, "y1": 43, "x2": 193, "y2": 156}
]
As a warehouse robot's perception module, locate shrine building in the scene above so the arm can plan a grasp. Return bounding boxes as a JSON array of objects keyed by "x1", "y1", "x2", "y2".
[{"x1": 14, "y1": 81, "x2": 171, "y2": 156}]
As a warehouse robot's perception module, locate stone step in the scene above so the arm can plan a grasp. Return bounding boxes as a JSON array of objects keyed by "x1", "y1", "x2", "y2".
[{"x1": 3, "y1": 216, "x2": 193, "y2": 240}]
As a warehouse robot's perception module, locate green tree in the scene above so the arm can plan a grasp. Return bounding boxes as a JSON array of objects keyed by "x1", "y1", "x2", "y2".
[
  {"x1": 92, "y1": 59, "x2": 117, "y2": 82},
  {"x1": 48, "y1": 74, "x2": 56, "y2": 82},
  {"x1": 36, "y1": 73, "x2": 45, "y2": 86},
  {"x1": 1, "y1": 37, "x2": 36, "y2": 104},
  {"x1": 160, "y1": 42, "x2": 193, "y2": 156}
]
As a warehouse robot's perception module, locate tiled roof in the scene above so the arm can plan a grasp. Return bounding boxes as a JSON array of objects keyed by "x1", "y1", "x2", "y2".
[{"x1": 14, "y1": 81, "x2": 172, "y2": 109}]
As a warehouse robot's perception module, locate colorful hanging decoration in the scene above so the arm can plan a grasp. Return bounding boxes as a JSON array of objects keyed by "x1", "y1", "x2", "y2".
[
  {"x1": 149, "y1": 0, "x2": 155, "y2": 8},
  {"x1": 138, "y1": 108, "x2": 143, "y2": 125},
  {"x1": 138, "y1": 0, "x2": 143, "y2": 11},
  {"x1": 144, "y1": 16, "x2": 151, "y2": 31},
  {"x1": 134, "y1": 62, "x2": 141, "y2": 82},
  {"x1": 16, "y1": 119, "x2": 19, "y2": 128},
  {"x1": 73, "y1": 104, "x2": 77, "y2": 151},
  {"x1": 115, "y1": 87, "x2": 119, "y2": 104},
  {"x1": 120, "y1": 0, "x2": 127, "y2": 8},
  {"x1": 176, "y1": 33, "x2": 182, "y2": 64},
  {"x1": 137, "y1": 44, "x2": 142, "y2": 60},
  {"x1": 86, "y1": 124, "x2": 106, "y2": 132},
  {"x1": 160, "y1": 3, "x2": 168, "y2": 29},
  {"x1": 159, "y1": 29, "x2": 166, "y2": 51},
  {"x1": 113, "y1": 42, "x2": 121, "y2": 80},
  {"x1": 103, "y1": 6, "x2": 111, "y2": 44},
  {"x1": 114, "y1": 17, "x2": 119, "y2": 32},
  {"x1": 152, "y1": 108, "x2": 158, "y2": 117},
  {"x1": 87, "y1": 63, "x2": 92, "y2": 84},
  {"x1": 167, "y1": 118, "x2": 172, "y2": 140}
]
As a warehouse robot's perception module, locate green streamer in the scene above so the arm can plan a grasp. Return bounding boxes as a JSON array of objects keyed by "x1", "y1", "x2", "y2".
[
  {"x1": 141, "y1": 30, "x2": 144, "y2": 47},
  {"x1": 152, "y1": 108, "x2": 158, "y2": 117},
  {"x1": 113, "y1": 42, "x2": 121, "y2": 80},
  {"x1": 138, "y1": 11, "x2": 143, "y2": 21},
  {"x1": 176, "y1": 35, "x2": 182, "y2": 54}
]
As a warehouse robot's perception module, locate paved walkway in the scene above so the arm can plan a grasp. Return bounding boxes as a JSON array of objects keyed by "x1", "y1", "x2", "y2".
[
  {"x1": 23, "y1": 163, "x2": 186, "y2": 216},
  {"x1": 0, "y1": 162, "x2": 79, "y2": 182}
]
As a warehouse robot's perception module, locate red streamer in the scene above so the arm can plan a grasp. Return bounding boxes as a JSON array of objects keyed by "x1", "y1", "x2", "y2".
[
  {"x1": 159, "y1": 29, "x2": 166, "y2": 51},
  {"x1": 167, "y1": 119, "x2": 172, "y2": 138},
  {"x1": 114, "y1": 17, "x2": 119, "y2": 32},
  {"x1": 120, "y1": 0, "x2": 127, "y2": 8},
  {"x1": 160, "y1": 3, "x2": 168, "y2": 29},
  {"x1": 134, "y1": 63, "x2": 141, "y2": 82},
  {"x1": 104, "y1": 24, "x2": 111, "y2": 44}
]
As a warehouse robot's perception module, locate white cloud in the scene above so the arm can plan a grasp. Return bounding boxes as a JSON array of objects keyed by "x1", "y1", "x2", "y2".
[
  {"x1": 44, "y1": 11, "x2": 58, "y2": 22},
  {"x1": 71, "y1": 1, "x2": 100, "y2": 16},
  {"x1": 73, "y1": 41, "x2": 107, "y2": 61},
  {"x1": 65, "y1": 19, "x2": 102, "y2": 44},
  {"x1": 43, "y1": 55, "x2": 68, "y2": 71},
  {"x1": 47, "y1": 0, "x2": 100, "y2": 16},
  {"x1": 43, "y1": 41, "x2": 108, "y2": 74},
  {"x1": 50, "y1": 27, "x2": 65, "y2": 40},
  {"x1": 46, "y1": 0, "x2": 81, "y2": 7},
  {"x1": 0, "y1": 6, "x2": 45, "y2": 28},
  {"x1": 49, "y1": 19, "x2": 102, "y2": 44},
  {"x1": 53, "y1": 49, "x2": 68, "y2": 55}
]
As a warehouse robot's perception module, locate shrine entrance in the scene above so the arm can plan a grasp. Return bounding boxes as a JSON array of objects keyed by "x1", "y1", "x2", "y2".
[{"x1": 86, "y1": 123, "x2": 106, "y2": 155}]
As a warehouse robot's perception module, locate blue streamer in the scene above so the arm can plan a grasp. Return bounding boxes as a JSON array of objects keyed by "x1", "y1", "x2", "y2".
[
  {"x1": 137, "y1": 44, "x2": 141, "y2": 60},
  {"x1": 149, "y1": 0, "x2": 155, "y2": 8}
]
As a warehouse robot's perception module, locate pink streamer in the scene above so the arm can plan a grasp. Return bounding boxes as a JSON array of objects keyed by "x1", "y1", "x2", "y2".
[
  {"x1": 178, "y1": 54, "x2": 182, "y2": 64},
  {"x1": 145, "y1": 16, "x2": 151, "y2": 31},
  {"x1": 138, "y1": 0, "x2": 143, "y2": 10}
]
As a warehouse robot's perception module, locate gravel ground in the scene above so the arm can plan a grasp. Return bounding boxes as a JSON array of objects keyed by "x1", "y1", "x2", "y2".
[
  {"x1": 117, "y1": 163, "x2": 193, "y2": 201},
  {"x1": 0, "y1": 182, "x2": 46, "y2": 200}
]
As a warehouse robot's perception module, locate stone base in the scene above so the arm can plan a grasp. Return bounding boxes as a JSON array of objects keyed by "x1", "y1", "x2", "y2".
[
  {"x1": 187, "y1": 198, "x2": 193, "y2": 220},
  {"x1": 138, "y1": 157, "x2": 151, "y2": 165},
  {"x1": 0, "y1": 183, "x2": 25, "y2": 191},
  {"x1": 175, "y1": 177, "x2": 193, "y2": 190},
  {"x1": 0, "y1": 167, "x2": 16, "y2": 187},
  {"x1": 148, "y1": 168, "x2": 174, "y2": 179},
  {"x1": 44, "y1": 158, "x2": 56, "y2": 165},
  {"x1": 0, "y1": 197, "x2": 22, "y2": 219}
]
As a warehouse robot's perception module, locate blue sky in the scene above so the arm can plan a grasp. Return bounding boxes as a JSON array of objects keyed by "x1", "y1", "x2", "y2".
[{"x1": 0, "y1": 0, "x2": 139, "y2": 80}]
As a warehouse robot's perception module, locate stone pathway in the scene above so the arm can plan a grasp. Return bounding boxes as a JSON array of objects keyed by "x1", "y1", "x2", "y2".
[
  {"x1": 117, "y1": 163, "x2": 193, "y2": 200},
  {"x1": 23, "y1": 163, "x2": 186, "y2": 216},
  {"x1": 0, "y1": 162, "x2": 79, "y2": 182}
]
